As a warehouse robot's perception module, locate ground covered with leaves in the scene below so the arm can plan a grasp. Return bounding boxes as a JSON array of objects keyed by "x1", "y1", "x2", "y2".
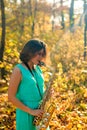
[{"x1": 0, "y1": 63, "x2": 87, "y2": 130}]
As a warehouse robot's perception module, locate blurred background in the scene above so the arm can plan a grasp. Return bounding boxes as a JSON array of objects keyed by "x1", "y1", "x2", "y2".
[
  {"x1": 0, "y1": 0, "x2": 87, "y2": 80},
  {"x1": 0, "y1": 0, "x2": 87, "y2": 130}
]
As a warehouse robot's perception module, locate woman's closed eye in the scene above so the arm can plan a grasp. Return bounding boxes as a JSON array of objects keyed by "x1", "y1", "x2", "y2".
[{"x1": 37, "y1": 52, "x2": 44, "y2": 57}]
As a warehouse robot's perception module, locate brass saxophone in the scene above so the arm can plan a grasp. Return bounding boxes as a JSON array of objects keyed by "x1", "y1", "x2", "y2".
[{"x1": 33, "y1": 62, "x2": 56, "y2": 130}]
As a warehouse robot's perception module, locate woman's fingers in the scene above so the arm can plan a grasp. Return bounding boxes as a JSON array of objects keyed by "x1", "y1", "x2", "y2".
[
  {"x1": 37, "y1": 109, "x2": 44, "y2": 117},
  {"x1": 30, "y1": 109, "x2": 44, "y2": 117}
]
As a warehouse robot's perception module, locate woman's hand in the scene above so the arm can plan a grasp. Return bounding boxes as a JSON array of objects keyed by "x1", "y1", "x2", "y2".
[{"x1": 29, "y1": 109, "x2": 44, "y2": 117}]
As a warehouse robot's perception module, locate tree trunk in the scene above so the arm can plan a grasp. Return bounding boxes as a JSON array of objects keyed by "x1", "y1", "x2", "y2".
[
  {"x1": 0, "y1": 0, "x2": 6, "y2": 79},
  {"x1": 52, "y1": 0, "x2": 55, "y2": 32},
  {"x1": 69, "y1": 0, "x2": 74, "y2": 32},
  {"x1": 31, "y1": 0, "x2": 37, "y2": 38},
  {"x1": 60, "y1": 0, "x2": 65, "y2": 29},
  {"x1": 19, "y1": 0, "x2": 25, "y2": 39},
  {"x1": 84, "y1": 1, "x2": 87, "y2": 60},
  {"x1": 29, "y1": 0, "x2": 32, "y2": 16}
]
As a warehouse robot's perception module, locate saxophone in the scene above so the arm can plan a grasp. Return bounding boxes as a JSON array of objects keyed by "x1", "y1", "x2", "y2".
[{"x1": 33, "y1": 62, "x2": 56, "y2": 130}]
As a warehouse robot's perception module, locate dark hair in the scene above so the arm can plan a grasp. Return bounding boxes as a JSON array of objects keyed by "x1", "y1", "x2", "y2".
[{"x1": 20, "y1": 39, "x2": 46, "y2": 63}]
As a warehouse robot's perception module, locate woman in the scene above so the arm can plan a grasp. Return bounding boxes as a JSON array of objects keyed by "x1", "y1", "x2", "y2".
[{"x1": 8, "y1": 39, "x2": 49, "y2": 130}]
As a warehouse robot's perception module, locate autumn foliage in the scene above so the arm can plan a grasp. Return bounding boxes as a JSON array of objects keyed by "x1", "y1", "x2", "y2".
[
  {"x1": 0, "y1": 0, "x2": 87, "y2": 130},
  {"x1": 0, "y1": 29, "x2": 87, "y2": 130}
]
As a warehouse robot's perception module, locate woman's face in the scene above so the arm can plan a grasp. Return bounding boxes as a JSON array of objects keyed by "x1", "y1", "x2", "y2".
[{"x1": 30, "y1": 49, "x2": 44, "y2": 65}]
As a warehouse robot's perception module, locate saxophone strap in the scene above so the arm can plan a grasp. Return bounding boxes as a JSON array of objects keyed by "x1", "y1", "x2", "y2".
[{"x1": 23, "y1": 62, "x2": 42, "y2": 99}]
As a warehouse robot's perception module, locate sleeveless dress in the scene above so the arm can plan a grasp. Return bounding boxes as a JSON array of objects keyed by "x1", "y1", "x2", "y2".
[{"x1": 15, "y1": 64, "x2": 50, "y2": 130}]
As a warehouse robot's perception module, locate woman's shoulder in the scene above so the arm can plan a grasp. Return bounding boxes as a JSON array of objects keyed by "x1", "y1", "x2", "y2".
[
  {"x1": 15, "y1": 63, "x2": 22, "y2": 68},
  {"x1": 14, "y1": 64, "x2": 23, "y2": 73},
  {"x1": 12, "y1": 65, "x2": 21, "y2": 77},
  {"x1": 15, "y1": 63, "x2": 25, "y2": 70}
]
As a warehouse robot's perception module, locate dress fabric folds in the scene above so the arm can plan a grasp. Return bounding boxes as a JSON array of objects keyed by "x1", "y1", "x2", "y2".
[{"x1": 15, "y1": 64, "x2": 50, "y2": 130}]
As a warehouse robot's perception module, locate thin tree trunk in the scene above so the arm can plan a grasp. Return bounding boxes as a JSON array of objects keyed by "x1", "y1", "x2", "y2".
[
  {"x1": 0, "y1": 0, "x2": 6, "y2": 79},
  {"x1": 60, "y1": 0, "x2": 65, "y2": 29},
  {"x1": 19, "y1": 0, "x2": 25, "y2": 39},
  {"x1": 52, "y1": 0, "x2": 55, "y2": 32},
  {"x1": 84, "y1": 1, "x2": 87, "y2": 60},
  {"x1": 29, "y1": 0, "x2": 32, "y2": 16},
  {"x1": 69, "y1": 0, "x2": 74, "y2": 32},
  {"x1": 31, "y1": 0, "x2": 37, "y2": 38}
]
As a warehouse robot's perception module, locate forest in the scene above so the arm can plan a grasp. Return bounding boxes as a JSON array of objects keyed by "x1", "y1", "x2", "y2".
[{"x1": 0, "y1": 0, "x2": 87, "y2": 129}]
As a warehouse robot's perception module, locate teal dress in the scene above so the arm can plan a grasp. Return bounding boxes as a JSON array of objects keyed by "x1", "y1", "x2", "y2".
[{"x1": 15, "y1": 64, "x2": 49, "y2": 130}]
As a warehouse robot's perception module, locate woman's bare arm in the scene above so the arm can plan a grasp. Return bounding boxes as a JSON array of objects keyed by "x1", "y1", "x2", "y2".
[{"x1": 8, "y1": 67, "x2": 43, "y2": 117}]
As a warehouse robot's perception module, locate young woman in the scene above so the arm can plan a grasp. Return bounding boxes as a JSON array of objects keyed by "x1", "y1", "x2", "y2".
[{"x1": 8, "y1": 39, "x2": 49, "y2": 130}]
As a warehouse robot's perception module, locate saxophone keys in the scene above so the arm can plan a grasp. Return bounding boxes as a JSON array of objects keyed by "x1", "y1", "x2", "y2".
[
  {"x1": 39, "y1": 124, "x2": 46, "y2": 130},
  {"x1": 45, "y1": 112, "x2": 50, "y2": 117},
  {"x1": 42, "y1": 117, "x2": 48, "y2": 122}
]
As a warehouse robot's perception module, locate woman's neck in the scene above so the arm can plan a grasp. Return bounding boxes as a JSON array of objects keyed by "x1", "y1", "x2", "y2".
[{"x1": 28, "y1": 61, "x2": 34, "y2": 70}]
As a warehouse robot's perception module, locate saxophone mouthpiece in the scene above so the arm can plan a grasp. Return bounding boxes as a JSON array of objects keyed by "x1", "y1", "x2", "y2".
[{"x1": 38, "y1": 61, "x2": 46, "y2": 66}]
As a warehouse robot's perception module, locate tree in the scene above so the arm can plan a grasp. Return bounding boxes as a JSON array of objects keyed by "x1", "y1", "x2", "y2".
[
  {"x1": 18, "y1": 0, "x2": 25, "y2": 40},
  {"x1": 69, "y1": 0, "x2": 74, "y2": 32},
  {"x1": 84, "y1": 0, "x2": 87, "y2": 60},
  {"x1": 31, "y1": 0, "x2": 38, "y2": 38},
  {"x1": 60, "y1": 0, "x2": 65, "y2": 29},
  {"x1": 52, "y1": 0, "x2": 56, "y2": 32},
  {"x1": 0, "y1": 0, "x2": 6, "y2": 79}
]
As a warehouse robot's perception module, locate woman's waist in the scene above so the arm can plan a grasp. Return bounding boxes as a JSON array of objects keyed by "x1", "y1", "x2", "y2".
[
  {"x1": 16, "y1": 94, "x2": 42, "y2": 102},
  {"x1": 21, "y1": 99, "x2": 42, "y2": 102},
  {"x1": 20, "y1": 99, "x2": 42, "y2": 109}
]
